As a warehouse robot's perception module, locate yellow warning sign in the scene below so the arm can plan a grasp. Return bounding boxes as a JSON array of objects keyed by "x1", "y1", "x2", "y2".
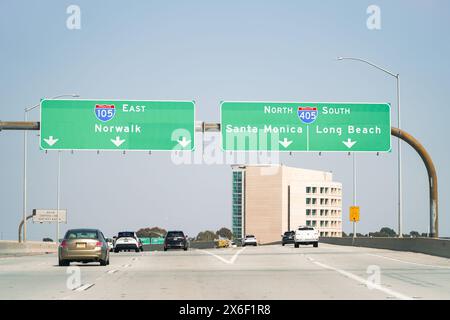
[{"x1": 350, "y1": 206, "x2": 360, "y2": 222}]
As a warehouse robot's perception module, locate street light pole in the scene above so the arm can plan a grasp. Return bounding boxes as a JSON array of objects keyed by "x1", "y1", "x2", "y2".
[
  {"x1": 57, "y1": 151, "x2": 61, "y2": 243},
  {"x1": 21, "y1": 94, "x2": 79, "y2": 243},
  {"x1": 353, "y1": 152, "x2": 356, "y2": 240},
  {"x1": 22, "y1": 111, "x2": 28, "y2": 242},
  {"x1": 337, "y1": 57, "x2": 402, "y2": 238},
  {"x1": 396, "y1": 75, "x2": 402, "y2": 237}
]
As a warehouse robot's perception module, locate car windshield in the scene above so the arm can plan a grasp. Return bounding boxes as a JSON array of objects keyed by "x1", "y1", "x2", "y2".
[
  {"x1": 167, "y1": 231, "x2": 184, "y2": 237},
  {"x1": 65, "y1": 230, "x2": 98, "y2": 240},
  {"x1": 118, "y1": 232, "x2": 135, "y2": 238},
  {"x1": 284, "y1": 231, "x2": 294, "y2": 235},
  {"x1": 246, "y1": 235, "x2": 255, "y2": 238},
  {"x1": 298, "y1": 227, "x2": 314, "y2": 231}
]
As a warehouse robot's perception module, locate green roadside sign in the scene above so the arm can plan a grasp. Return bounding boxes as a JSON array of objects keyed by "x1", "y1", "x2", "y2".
[
  {"x1": 139, "y1": 237, "x2": 151, "y2": 245},
  {"x1": 40, "y1": 99, "x2": 195, "y2": 151},
  {"x1": 221, "y1": 101, "x2": 391, "y2": 152},
  {"x1": 150, "y1": 237, "x2": 165, "y2": 245}
]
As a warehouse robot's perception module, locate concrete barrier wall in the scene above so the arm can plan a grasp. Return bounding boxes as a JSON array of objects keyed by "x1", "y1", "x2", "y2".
[
  {"x1": 0, "y1": 240, "x2": 58, "y2": 256},
  {"x1": 320, "y1": 237, "x2": 450, "y2": 259},
  {"x1": 142, "y1": 241, "x2": 216, "y2": 251},
  {"x1": 190, "y1": 241, "x2": 216, "y2": 249}
]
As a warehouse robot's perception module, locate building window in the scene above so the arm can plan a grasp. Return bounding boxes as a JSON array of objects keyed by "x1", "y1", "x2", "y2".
[
  {"x1": 312, "y1": 187, "x2": 317, "y2": 194},
  {"x1": 306, "y1": 187, "x2": 311, "y2": 193},
  {"x1": 232, "y1": 171, "x2": 244, "y2": 239},
  {"x1": 306, "y1": 198, "x2": 311, "y2": 205},
  {"x1": 312, "y1": 209, "x2": 317, "y2": 216},
  {"x1": 306, "y1": 209, "x2": 311, "y2": 216}
]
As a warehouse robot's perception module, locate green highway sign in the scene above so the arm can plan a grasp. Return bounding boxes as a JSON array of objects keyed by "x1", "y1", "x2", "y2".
[
  {"x1": 221, "y1": 101, "x2": 391, "y2": 152},
  {"x1": 139, "y1": 237, "x2": 151, "y2": 245},
  {"x1": 40, "y1": 99, "x2": 195, "y2": 151},
  {"x1": 150, "y1": 237, "x2": 165, "y2": 245}
]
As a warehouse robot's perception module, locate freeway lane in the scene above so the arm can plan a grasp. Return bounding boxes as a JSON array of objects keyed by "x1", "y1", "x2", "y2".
[{"x1": 1, "y1": 244, "x2": 450, "y2": 299}]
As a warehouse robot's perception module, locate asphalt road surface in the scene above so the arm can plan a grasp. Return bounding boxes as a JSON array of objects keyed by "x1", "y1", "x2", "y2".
[{"x1": 1, "y1": 243, "x2": 450, "y2": 300}]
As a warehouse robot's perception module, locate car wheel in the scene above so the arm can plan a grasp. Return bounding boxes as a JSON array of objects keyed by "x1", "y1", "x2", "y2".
[
  {"x1": 183, "y1": 247, "x2": 188, "y2": 251},
  {"x1": 242, "y1": 244, "x2": 246, "y2": 247},
  {"x1": 294, "y1": 243, "x2": 299, "y2": 248},
  {"x1": 313, "y1": 242, "x2": 319, "y2": 248},
  {"x1": 282, "y1": 243, "x2": 285, "y2": 246},
  {"x1": 135, "y1": 248, "x2": 140, "y2": 253},
  {"x1": 163, "y1": 248, "x2": 167, "y2": 251},
  {"x1": 59, "y1": 259, "x2": 69, "y2": 266},
  {"x1": 100, "y1": 259, "x2": 107, "y2": 266}
]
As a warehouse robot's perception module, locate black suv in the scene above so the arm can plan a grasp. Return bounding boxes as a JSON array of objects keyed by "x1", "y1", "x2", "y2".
[
  {"x1": 164, "y1": 231, "x2": 188, "y2": 251},
  {"x1": 281, "y1": 231, "x2": 295, "y2": 246}
]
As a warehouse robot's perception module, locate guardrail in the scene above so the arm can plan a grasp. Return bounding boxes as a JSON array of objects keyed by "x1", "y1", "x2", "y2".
[{"x1": 320, "y1": 237, "x2": 450, "y2": 259}]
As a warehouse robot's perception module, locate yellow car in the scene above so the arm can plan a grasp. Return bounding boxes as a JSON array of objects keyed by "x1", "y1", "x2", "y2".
[
  {"x1": 58, "y1": 228, "x2": 110, "y2": 266},
  {"x1": 216, "y1": 239, "x2": 230, "y2": 248}
]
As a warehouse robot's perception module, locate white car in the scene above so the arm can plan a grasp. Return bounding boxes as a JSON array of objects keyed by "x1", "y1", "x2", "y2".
[
  {"x1": 106, "y1": 238, "x2": 114, "y2": 252},
  {"x1": 114, "y1": 231, "x2": 143, "y2": 253},
  {"x1": 242, "y1": 235, "x2": 258, "y2": 246},
  {"x1": 294, "y1": 226, "x2": 319, "y2": 248}
]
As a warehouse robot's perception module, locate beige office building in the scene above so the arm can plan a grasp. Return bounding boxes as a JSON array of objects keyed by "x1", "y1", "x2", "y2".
[{"x1": 232, "y1": 165, "x2": 343, "y2": 244}]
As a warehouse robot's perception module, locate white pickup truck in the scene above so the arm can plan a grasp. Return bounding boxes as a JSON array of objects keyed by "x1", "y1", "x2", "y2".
[{"x1": 294, "y1": 226, "x2": 319, "y2": 248}]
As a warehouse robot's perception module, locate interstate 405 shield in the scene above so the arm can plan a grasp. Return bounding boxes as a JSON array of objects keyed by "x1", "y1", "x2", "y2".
[
  {"x1": 221, "y1": 101, "x2": 391, "y2": 152},
  {"x1": 40, "y1": 99, "x2": 195, "y2": 151}
]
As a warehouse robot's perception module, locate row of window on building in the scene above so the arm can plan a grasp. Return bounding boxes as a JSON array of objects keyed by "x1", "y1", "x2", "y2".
[
  {"x1": 306, "y1": 186, "x2": 341, "y2": 195},
  {"x1": 306, "y1": 220, "x2": 341, "y2": 228},
  {"x1": 320, "y1": 231, "x2": 341, "y2": 237},
  {"x1": 306, "y1": 198, "x2": 342, "y2": 206},
  {"x1": 306, "y1": 209, "x2": 341, "y2": 216}
]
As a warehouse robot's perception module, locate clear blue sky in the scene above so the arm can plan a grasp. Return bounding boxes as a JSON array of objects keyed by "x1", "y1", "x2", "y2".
[{"x1": 1, "y1": 0, "x2": 449, "y2": 240}]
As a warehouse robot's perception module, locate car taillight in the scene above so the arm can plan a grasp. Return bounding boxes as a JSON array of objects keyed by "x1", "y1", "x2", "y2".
[
  {"x1": 96, "y1": 241, "x2": 103, "y2": 247},
  {"x1": 60, "y1": 240, "x2": 68, "y2": 248}
]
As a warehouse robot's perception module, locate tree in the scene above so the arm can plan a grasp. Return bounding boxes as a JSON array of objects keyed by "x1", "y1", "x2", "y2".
[
  {"x1": 216, "y1": 227, "x2": 233, "y2": 240},
  {"x1": 410, "y1": 231, "x2": 420, "y2": 238},
  {"x1": 369, "y1": 227, "x2": 397, "y2": 237},
  {"x1": 341, "y1": 231, "x2": 348, "y2": 237},
  {"x1": 379, "y1": 227, "x2": 397, "y2": 237},
  {"x1": 136, "y1": 227, "x2": 167, "y2": 238},
  {"x1": 196, "y1": 230, "x2": 217, "y2": 241}
]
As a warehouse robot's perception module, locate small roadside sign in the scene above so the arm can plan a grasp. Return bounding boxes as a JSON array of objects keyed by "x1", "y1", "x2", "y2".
[{"x1": 32, "y1": 209, "x2": 67, "y2": 223}]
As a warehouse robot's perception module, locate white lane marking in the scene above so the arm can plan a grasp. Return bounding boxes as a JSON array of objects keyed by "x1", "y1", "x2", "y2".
[
  {"x1": 107, "y1": 269, "x2": 118, "y2": 274},
  {"x1": 366, "y1": 253, "x2": 450, "y2": 269},
  {"x1": 311, "y1": 260, "x2": 412, "y2": 300},
  {"x1": 200, "y1": 247, "x2": 246, "y2": 265},
  {"x1": 121, "y1": 264, "x2": 132, "y2": 268},
  {"x1": 74, "y1": 283, "x2": 95, "y2": 292}
]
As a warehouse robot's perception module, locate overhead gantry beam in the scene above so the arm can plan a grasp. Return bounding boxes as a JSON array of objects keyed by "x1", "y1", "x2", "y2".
[
  {"x1": 391, "y1": 127, "x2": 438, "y2": 238},
  {"x1": 0, "y1": 121, "x2": 439, "y2": 237}
]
